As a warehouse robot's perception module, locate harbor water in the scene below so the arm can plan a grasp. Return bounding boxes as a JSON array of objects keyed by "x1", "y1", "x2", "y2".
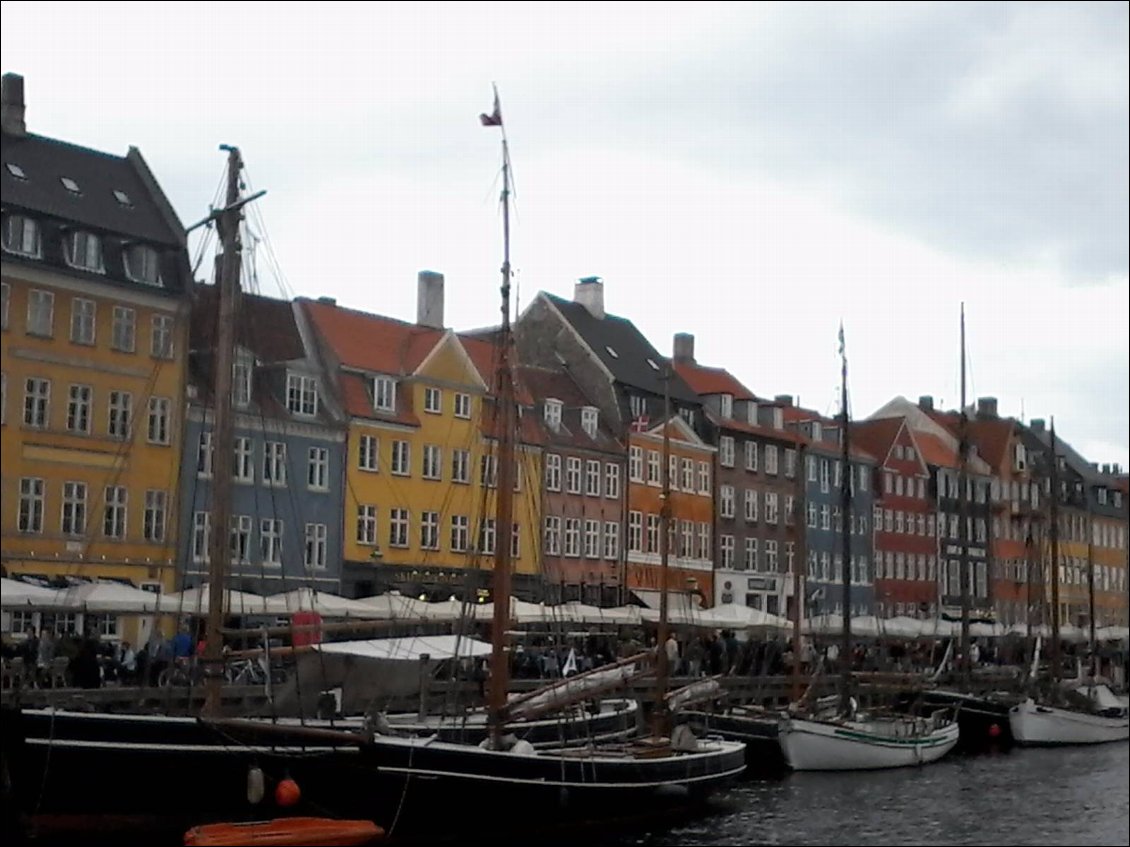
[{"x1": 618, "y1": 743, "x2": 1129, "y2": 846}]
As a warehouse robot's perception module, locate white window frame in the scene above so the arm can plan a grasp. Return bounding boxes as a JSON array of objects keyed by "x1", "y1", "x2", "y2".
[
  {"x1": 304, "y1": 523, "x2": 328, "y2": 569},
  {"x1": 147, "y1": 397, "x2": 171, "y2": 444},
  {"x1": 287, "y1": 373, "x2": 319, "y2": 416},
  {"x1": 452, "y1": 448, "x2": 471, "y2": 484},
  {"x1": 585, "y1": 460, "x2": 601, "y2": 497},
  {"x1": 70, "y1": 297, "x2": 96, "y2": 345},
  {"x1": 18, "y1": 477, "x2": 45, "y2": 533},
  {"x1": 124, "y1": 243, "x2": 162, "y2": 285},
  {"x1": 605, "y1": 462, "x2": 620, "y2": 499},
  {"x1": 233, "y1": 436, "x2": 254, "y2": 483},
  {"x1": 357, "y1": 505, "x2": 377, "y2": 545},
  {"x1": 65, "y1": 230, "x2": 104, "y2": 273},
  {"x1": 192, "y1": 512, "x2": 211, "y2": 563},
  {"x1": 307, "y1": 446, "x2": 329, "y2": 490},
  {"x1": 720, "y1": 436, "x2": 735, "y2": 468},
  {"x1": 151, "y1": 314, "x2": 175, "y2": 359},
  {"x1": 111, "y1": 306, "x2": 136, "y2": 353},
  {"x1": 604, "y1": 521, "x2": 620, "y2": 559},
  {"x1": 103, "y1": 485, "x2": 127, "y2": 538},
  {"x1": 424, "y1": 386, "x2": 442, "y2": 414},
  {"x1": 260, "y1": 518, "x2": 283, "y2": 565},
  {"x1": 358, "y1": 434, "x2": 379, "y2": 471},
  {"x1": 144, "y1": 489, "x2": 167, "y2": 542},
  {"x1": 373, "y1": 375, "x2": 396, "y2": 412},
  {"x1": 108, "y1": 390, "x2": 132, "y2": 440},
  {"x1": 389, "y1": 508, "x2": 410, "y2": 548},
  {"x1": 451, "y1": 514, "x2": 470, "y2": 553},
  {"x1": 423, "y1": 444, "x2": 443, "y2": 480},
  {"x1": 3, "y1": 214, "x2": 41, "y2": 257},
  {"x1": 391, "y1": 440, "x2": 410, "y2": 476},
  {"x1": 61, "y1": 480, "x2": 88, "y2": 536},
  {"x1": 27, "y1": 289, "x2": 54, "y2": 337},
  {"x1": 66, "y1": 383, "x2": 92, "y2": 434},
  {"x1": 454, "y1": 392, "x2": 472, "y2": 419},
  {"x1": 545, "y1": 453, "x2": 562, "y2": 491}
]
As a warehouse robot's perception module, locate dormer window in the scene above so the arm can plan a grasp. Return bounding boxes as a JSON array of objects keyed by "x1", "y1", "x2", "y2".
[
  {"x1": 113, "y1": 189, "x2": 133, "y2": 207},
  {"x1": 646, "y1": 358, "x2": 660, "y2": 371},
  {"x1": 65, "y1": 230, "x2": 104, "y2": 273},
  {"x1": 772, "y1": 407, "x2": 784, "y2": 430},
  {"x1": 544, "y1": 398, "x2": 562, "y2": 429},
  {"x1": 581, "y1": 406, "x2": 598, "y2": 437},
  {"x1": 679, "y1": 407, "x2": 695, "y2": 427},
  {"x1": 372, "y1": 375, "x2": 396, "y2": 412},
  {"x1": 812, "y1": 421, "x2": 822, "y2": 441},
  {"x1": 629, "y1": 394, "x2": 647, "y2": 418},
  {"x1": 124, "y1": 244, "x2": 162, "y2": 286},
  {"x1": 60, "y1": 176, "x2": 81, "y2": 194},
  {"x1": 2, "y1": 214, "x2": 40, "y2": 257},
  {"x1": 5, "y1": 163, "x2": 26, "y2": 179},
  {"x1": 286, "y1": 373, "x2": 318, "y2": 416},
  {"x1": 720, "y1": 394, "x2": 733, "y2": 419},
  {"x1": 746, "y1": 401, "x2": 758, "y2": 426}
]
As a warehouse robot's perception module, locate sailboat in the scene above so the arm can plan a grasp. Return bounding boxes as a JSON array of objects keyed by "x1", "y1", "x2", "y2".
[
  {"x1": 776, "y1": 325, "x2": 960, "y2": 771},
  {"x1": 1007, "y1": 419, "x2": 1130, "y2": 746}
]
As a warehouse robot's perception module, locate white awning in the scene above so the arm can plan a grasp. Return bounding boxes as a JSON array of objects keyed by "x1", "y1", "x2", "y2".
[
  {"x1": 1, "y1": 577, "x2": 63, "y2": 609},
  {"x1": 313, "y1": 634, "x2": 492, "y2": 662},
  {"x1": 630, "y1": 589, "x2": 702, "y2": 612}
]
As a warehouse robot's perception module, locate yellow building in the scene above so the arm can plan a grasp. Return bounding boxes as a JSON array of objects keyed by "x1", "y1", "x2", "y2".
[
  {"x1": 301, "y1": 283, "x2": 542, "y2": 600},
  {"x1": 1, "y1": 75, "x2": 192, "y2": 635}
]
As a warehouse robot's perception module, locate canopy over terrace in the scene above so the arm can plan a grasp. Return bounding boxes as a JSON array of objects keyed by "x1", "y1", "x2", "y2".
[
  {"x1": 158, "y1": 583, "x2": 283, "y2": 616},
  {"x1": 1, "y1": 578, "x2": 161, "y2": 613},
  {"x1": 313, "y1": 634, "x2": 493, "y2": 662},
  {"x1": 1, "y1": 577, "x2": 65, "y2": 610},
  {"x1": 267, "y1": 587, "x2": 383, "y2": 618}
]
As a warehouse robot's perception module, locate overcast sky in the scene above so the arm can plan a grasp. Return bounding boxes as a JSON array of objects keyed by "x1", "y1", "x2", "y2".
[{"x1": 4, "y1": 1, "x2": 1127, "y2": 467}]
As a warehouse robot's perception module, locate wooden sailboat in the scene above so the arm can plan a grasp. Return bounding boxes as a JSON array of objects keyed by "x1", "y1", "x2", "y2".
[
  {"x1": 1008, "y1": 419, "x2": 1130, "y2": 745},
  {"x1": 777, "y1": 324, "x2": 960, "y2": 770}
]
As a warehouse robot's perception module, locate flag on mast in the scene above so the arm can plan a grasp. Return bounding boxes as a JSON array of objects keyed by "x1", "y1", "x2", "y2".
[{"x1": 480, "y1": 86, "x2": 502, "y2": 127}]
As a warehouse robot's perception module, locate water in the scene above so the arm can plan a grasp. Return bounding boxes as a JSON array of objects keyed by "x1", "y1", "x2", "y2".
[{"x1": 621, "y1": 744, "x2": 1130, "y2": 846}]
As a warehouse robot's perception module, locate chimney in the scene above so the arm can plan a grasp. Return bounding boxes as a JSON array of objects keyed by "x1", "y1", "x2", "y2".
[
  {"x1": 976, "y1": 397, "x2": 998, "y2": 418},
  {"x1": 1101, "y1": 463, "x2": 1110, "y2": 475},
  {"x1": 673, "y1": 333, "x2": 695, "y2": 364},
  {"x1": 2, "y1": 73, "x2": 26, "y2": 137},
  {"x1": 574, "y1": 276, "x2": 605, "y2": 319},
  {"x1": 316, "y1": 295, "x2": 337, "y2": 306},
  {"x1": 1114, "y1": 463, "x2": 1123, "y2": 475},
  {"x1": 919, "y1": 395, "x2": 934, "y2": 411},
  {"x1": 1030, "y1": 418, "x2": 1045, "y2": 434},
  {"x1": 774, "y1": 394, "x2": 794, "y2": 407},
  {"x1": 417, "y1": 270, "x2": 444, "y2": 329}
]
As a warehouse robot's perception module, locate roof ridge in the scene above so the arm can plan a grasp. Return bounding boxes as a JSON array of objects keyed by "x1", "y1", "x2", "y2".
[{"x1": 7, "y1": 131, "x2": 127, "y2": 163}]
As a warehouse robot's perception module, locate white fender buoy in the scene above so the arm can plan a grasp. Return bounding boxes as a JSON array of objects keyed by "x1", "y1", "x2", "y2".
[{"x1": 246, "y1": 765, "x2": 265, "y2": 805}]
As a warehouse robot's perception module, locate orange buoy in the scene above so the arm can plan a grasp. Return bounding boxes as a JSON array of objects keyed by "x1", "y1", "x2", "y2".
[
  {"x1": 988, "y1": 723, "x2": 1002, "y2": 739},
  {"x1": 275, "y1": 778, "x2": 301, "y2": 807}
]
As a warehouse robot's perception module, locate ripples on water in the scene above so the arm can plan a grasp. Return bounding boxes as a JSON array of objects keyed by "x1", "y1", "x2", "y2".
[{"x1": 622, "y1": 744, "x2": 1129, "y2": 847}]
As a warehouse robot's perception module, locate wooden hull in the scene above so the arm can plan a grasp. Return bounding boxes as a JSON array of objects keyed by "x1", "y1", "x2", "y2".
[
  {"x1": 184, "y1": 818, "x2": 383, "y2": 847},
  {"x1": 778, "y1": 715, "x2": 960, "y2": 771},
  {"x1": 5, "y1": 707, "x2": 745, "y2": 841},
  {"x1": 1008, "y1": 698, "x2": 1130, "y2": 746}
]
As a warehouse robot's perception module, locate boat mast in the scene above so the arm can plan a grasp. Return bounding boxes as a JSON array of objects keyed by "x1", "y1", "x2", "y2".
[
  {"x1": 958, "y1": 303, "x2": 972, "y2": 689},
  {"x1": 1048, "y1": 418, "x2": 1061, "y2": 684},
  {"x1": 653, "y1": 367, "x2": 673, "y2": 738},
  {"x1": 791, "y1": 441, "x2": 807, "y2": 704},
  {"x1": 484, "y1": 88, "x2": 517, "y2": 749},
  {"x1": 838, "y1": 324, "x2": 852, "y2": 715},
  {"x1": 1087, "y1": 503, "x2": 1096, "y2": 677},
  {"x1": 202, "y1": 146, "x2": 244, "y2": 716}
]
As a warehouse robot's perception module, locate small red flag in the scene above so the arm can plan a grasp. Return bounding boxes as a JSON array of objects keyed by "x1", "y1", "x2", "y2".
[{"x1": 480, "y1": 90, "x2": 502, "y2": 127}]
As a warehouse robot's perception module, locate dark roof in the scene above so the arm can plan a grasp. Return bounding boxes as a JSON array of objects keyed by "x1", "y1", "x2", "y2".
[
  {"x1": 2, "y1": 131, "x2": 183, "y2": 246},
  {"x1": 518, "y1": 365, "x2": 623, "y2": 454},
  {"x1": 192, "y1": 286, "x2": 306, "y2": 363},
  {"x1": 542, "y1": 293, "x2": 699, "y2": 403}
]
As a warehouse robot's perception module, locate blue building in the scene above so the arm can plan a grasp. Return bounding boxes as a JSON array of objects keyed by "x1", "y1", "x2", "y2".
[{"x1": 177, "y1": 289, "x2": 345, "y2": 595}]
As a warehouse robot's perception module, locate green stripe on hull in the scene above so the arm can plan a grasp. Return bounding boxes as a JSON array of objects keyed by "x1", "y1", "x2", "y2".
[{"x1": 830, "y1": 728, "x2": 954, "y2": 748}]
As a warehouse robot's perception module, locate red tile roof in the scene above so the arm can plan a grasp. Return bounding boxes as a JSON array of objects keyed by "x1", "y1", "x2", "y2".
[
  {"x1": 339, "y1": 373, "x2": 419, "y2": 426},
  {"x1": 915, "y1": 431, "x2": 959, "y2": 469},
  {"x1": 672, "y1": 362, "x2": 757, "y2": 401},
  {"x1": 301, "y1": 298, "x2": 443, "y2": 375},
  {"x1": 968, "y1": 418, "x2": 1014, "y2": 471},
  {"x1": 851, "y1": 418, "x2": 904, "y2": 466}
]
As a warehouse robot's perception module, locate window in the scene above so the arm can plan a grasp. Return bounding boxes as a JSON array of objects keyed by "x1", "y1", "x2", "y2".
[
  {"x1": 698, "y1": 461, "x2": 710, "y2": 494},
  {"x1": 605, "y1": 463, "x2": 620, "y2": 499},
  {"x1": 70, "y1": 298, "x2": 96, "y2": 345},
  {"x1": 389, "y1": 508, "x2": 410, "y2": 548},
  {"x1": 584, "y1": 519, "x2": 600, "y2": 558},
  {"x1": 720, "y1": 436, "x2": 735, "y2": 467},
  {"x1": 228, "y1": 514, "x2": 250, "y2": 566},
  {"x1": 480, "y1": 454, "x2": 498, "y2": 488},
  {"x1": 785, "y1": 449, "x2": 797, "y2": 479},
  {"x1": 478, "y1": 518, "x2": 497, "y2": 555},
  {"x1": 304, "y1": 523, "x2": 328, "y2": 569},
  {"x1": 646, "y1": 514, "x2": 660, "y2": 553},
  {"x1": 808, "y1": 502, "x2": 817, "y2": 527},
  {"x1": 581, "y1": 406, "x2": 598, "y2": 437},
  {"x1": 744, "y1": 538, "x2": 758, "y2": 571},
  {"x1": 286, "y1": 373, "x2": 318, "y2": 416},
  {"x1": 697, "y1": 522, "x2": 710, "y2": 560},
  {"x1": 423, "y1": 444, "x2": 442, "y2": 480},
  {"x1": 372, "y1": 376, "x2": 396, "y2": 411},
  {"x1": 720, "y1": 484, "x2": 735, "y2": 518},
  {"x1": 544, "y1": 516, "x2": 561, "y2": 555},
  {"x1": 745, "y1": 441, "x2": 759, "y2": 472},
  {"x1": 307, "y1": 446, "x2": 329, "y2": 490},
  {"x1": 681, "y1": 520, "x2": 694, "y2": 559},
  {"x1": 586, "y1": 460, "x2": 601, "y2": 496},
  {"x1": 744, "y1": 488, "x2": 758, "y2": 522},
  {"x1": 452, "y1": 449, "x2": 471, "y2": 484},
  {"x1": 419, "y1": 512, "x2": 439, "y2": 550},
  {"x1": 765, "y1": 445, "x2": 779, "y2": 475},
  {"x1": 720, "y1": 535, "x2": 734, "y2": 568},
  {"x1": 669, "y1": 455, "x2": 680, "y2": 490},
  {"x1": 647, "y1": 451, "x2": 660, "y2": 485},
  {"x1": 682, "y1": 457, "x2": 694, "y2": 491},
  {"x1": 261, "y1": 440, "x2": 284, "y2": 487},
  {"x1": 391, "y1": 441, "x2": 410, "y2": 476},
  {"x1": 629, "y1": 394, "x2": 646, "y2": 417},
  {"x1": 124, "y1": 243, "x2": 162, "y2": 285},
  {"x1": 261, "y1": 519, "x2": 283, "y2": 565},
  {"x1": 454, "y1": 392, "x2": 471, "y2": 418},
  {"x1": 148, "y1": 397, "x2": 171, "y2": 447},
  {"x1": 18, "y1": 477, "x2": 44, "y2": 533},
  {"x1": 628, "y1": 446, "x2": 643, "y2": 481},
  {"x1": 197, "y1": 431, "x2": 214, "y2": 477},
  {"x1": 358, "y1": 434, "x2": 379, "y2": 471},
  {"x1": 28, "y1": 289, "x2": 54, "y2": 336},
  {"x1": 356, "y1": 504, "x2": 377, "y2": 545},
  {"x1": 23, "y1": 377, "x2": 49, "y2": 428},
  {"x1": 820, "y1": 459, "x2": 830, "y2": 492},
  {"x1": 859, "y1": 465, "x2": 869, "y2": 492},
  {"x1": 192, "y1": 512, "x2": 210, "y2": 562},
  {"x1": 111, "y1": 306, "x2": 136, "y2": 352},
  {"x1": 108, "y1": 391, "x2": 132, "y2": 439},
  {"x1": 233, "y1": 436, "x2": 254, "y2": 483},
  {"x1": 720, "y1": 394, "x2": 733, "y2": 419},
  {"x1": 424, "y1": 386, "x2": 442, "y2": 414},
  {"x1": 513, "y1": 523, "x2": 525, "y2": 559},
  {"x1": 151, "y1": 314, "x2": 174, "y2": 359},
  {"x1": 544, "y1": 398, "x2": 562, "y2": 429},
  {"x1": 65, "y1": 229, "x2": 103, "y2": 272},
  {"x1": 144, "y1": 490, "x2": 167, "y2": 542},
  {"x1": 102, "y1": 486, "x2": 127, "y2": 538},
  {"x1": 566, "y1": 457, "x2": 582, "y2": 493},
  {"x1": 3, "y1": 214, "x2": 40, "y2": 256},
  {"x1": 232, "y1": 352, "x2": 252, "y2": 407},
  {"x1": 61, "y1": 481, "x2": 87, "y2": 535},
  {"x1": 450, "y1": 514, "x2": 470, "y2": 552},
  {"x1": 785, "y1": 495, "x2": 796, "y2": 525},
  {"x1": 628, "y1": 511, "x2": 642, "y2": 552},
  {"x1": 66, "y1": 384, "x2": 91, "y2": 433},
  {"x1": 1, "y1": 282, "x2": 8, "y2": 329},
  {"x1": 765, "y1": 492, "x2": 779, "y2": 524},
  {"x1": 564, "y1": 518, "x2": 581, "y2": 557},
  {"x1": 821, "y1": 504, "x2": 831, "y2": 530}
]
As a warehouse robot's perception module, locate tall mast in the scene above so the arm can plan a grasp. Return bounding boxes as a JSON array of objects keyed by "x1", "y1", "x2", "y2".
[
  {"x1": 202, "y1": 146, "x2": 244, "y2": 716},
  {"x1": 958, "y1": 303, "x2": 972, "y2": 688},
  {"x1": 791, "y1": 441, "x2": 807, "y2": 703},
  {"x1": 484, "y1": 87, "x2": 517, "y2": 749},
  {"x1": 1048, "y1": 418, "x2": 1061, "y2": 683},
  {"x1": 838, "y1": 324, "x2": 852, "y2": 714},
  {"x1": 653, "y1": 368, "x2": 673, "y2": 739},
  {"x1": 1087, "y1": 506, "x2": 1096, "y2": 677}
]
